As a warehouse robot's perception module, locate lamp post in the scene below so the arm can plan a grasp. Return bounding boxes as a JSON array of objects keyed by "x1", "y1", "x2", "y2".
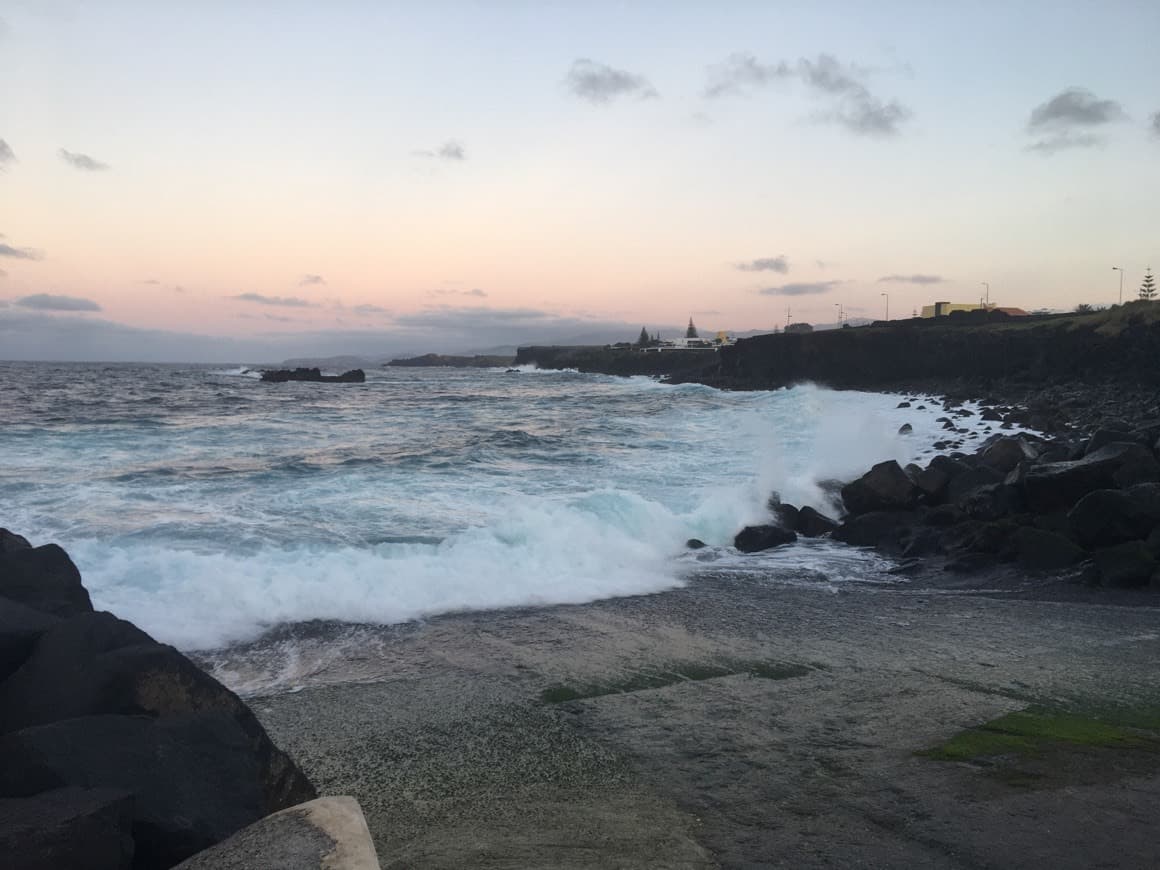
[
  {"x1": 980, "y1": 282, "x2": 990, "y2": 309},
  {"x1": 1112, "y1": 267, "x2": 1124, "y2": 305},
  {"x1": 880, "y1": 292, "x2": 889, "y2": 321},
  {"x1": 833, "y1": 303, "x2": 843, "y2": 325}
]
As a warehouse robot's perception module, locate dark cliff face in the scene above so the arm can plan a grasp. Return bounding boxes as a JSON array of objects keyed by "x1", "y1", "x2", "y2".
[
  {"x1": 514, "y1": 346, "x2": 720, "y2": 378},
  {"x1": 717, "y1": 308, "x2": 1160, "y2": 391}
]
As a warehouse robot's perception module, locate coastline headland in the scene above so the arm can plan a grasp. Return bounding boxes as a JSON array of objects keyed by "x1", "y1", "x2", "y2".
[{"x1": 517, "y1": 304, "x2": 1160, "y2": 411}]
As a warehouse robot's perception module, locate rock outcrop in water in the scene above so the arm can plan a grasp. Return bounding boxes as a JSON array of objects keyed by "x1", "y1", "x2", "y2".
[
  {"x1": 0, "y1": 531, "x2": 328, "y2": 869},
  {"x1": 260, "y1": 367, "x2": 366, "y2": 383}
]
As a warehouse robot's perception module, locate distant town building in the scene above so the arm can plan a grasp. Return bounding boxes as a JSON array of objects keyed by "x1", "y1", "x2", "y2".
[
  {"x1": 785, "y1": 322, "x2": 814, "y2": 334},
  {"x1": 920, "y1": 302, "x2": 1029, "y2": 318}
]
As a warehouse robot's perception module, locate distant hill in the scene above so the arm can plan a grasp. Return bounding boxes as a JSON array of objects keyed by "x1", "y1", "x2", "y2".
[{"x1": 386, "y1": 353, "x2": 516, "y2": 368}]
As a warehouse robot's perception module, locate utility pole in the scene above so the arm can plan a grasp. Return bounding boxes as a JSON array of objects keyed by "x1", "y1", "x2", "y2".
[
  {"x1": 786, "y1": 306, "x2": 791, "y2": 329},
  {"x1": 980, "y1": 282, "x2": 990, "y2": 309},
  {"x1": 880, "y1": 292, "x2": 889, "y2": 321},
  {"x1": 1112, "y1": 266, "x2": 1124, "y2": 305}
]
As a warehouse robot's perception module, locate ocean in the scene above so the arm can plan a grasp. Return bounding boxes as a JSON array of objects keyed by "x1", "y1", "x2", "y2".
[{"x1": 0, "y1": 362, "x2": 994, "y2": 692}]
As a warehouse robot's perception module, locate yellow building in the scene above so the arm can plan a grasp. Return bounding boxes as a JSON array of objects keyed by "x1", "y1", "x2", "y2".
[{"x1": 920, "y1": 301, "x2": 993, "y2": 318}]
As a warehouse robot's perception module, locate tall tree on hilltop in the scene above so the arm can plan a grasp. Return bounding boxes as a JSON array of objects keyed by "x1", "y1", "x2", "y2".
[
  {"x1": 686, "y1": 318, "x2": 698, "y2": 339},
  {"x1": 637, "y1": 326, "x2": 650, "y2": 347},
  {"x1": 1140, "y1": 269, "x2": 1156, "y2": 301}
]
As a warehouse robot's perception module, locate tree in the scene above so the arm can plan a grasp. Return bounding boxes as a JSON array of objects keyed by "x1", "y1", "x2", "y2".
[
  {"x1": 1140, "y1": 269, "x2": 1156, "y2": 301},
  {"x1": 686, "y1": 318, "x2": 698, "y2": 339},
  {"x1": 637, "y1": 326, "x2": 650, "y2": 347},
  {"x1": 1074, "y1": 303, "x2": 1094, "y2": 313}
]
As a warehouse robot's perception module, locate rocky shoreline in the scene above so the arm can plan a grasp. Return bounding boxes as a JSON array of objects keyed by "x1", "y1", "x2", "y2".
[{"x1": 728, "y1": 392, "x2": 1160, "y2": 597}]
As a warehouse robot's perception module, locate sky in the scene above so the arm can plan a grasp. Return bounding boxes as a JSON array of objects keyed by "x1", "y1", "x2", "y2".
[{"x1": 1, "y1": 0, "x2": 1159, "y2": 362}]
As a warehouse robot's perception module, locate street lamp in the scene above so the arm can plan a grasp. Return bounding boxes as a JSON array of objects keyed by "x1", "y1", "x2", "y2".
[
  {"x1": 880, "y1": 292, "x2": 889, "y2": 321},
  {"x1": 833, "y1": 303, "x2": 843, "y2": 325},
  {"x1": 1112, "y1": 267, "x2": 1124, "y2": 305}
]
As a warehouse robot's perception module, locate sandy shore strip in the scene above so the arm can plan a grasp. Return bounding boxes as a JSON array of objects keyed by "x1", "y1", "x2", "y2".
[{"x1": 247, "y1": 572, "x2": 1160, "y2": 869}]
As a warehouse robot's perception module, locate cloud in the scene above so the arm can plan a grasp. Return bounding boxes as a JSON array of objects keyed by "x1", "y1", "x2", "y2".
[
  {"x1": 142, "y1": 279, "x2": 161, "y2": 285},
  {"x1": 0, "y1": 139, "x2": 14, "y2": 170},
  {"x1": 230, "y1": 292, "x2": 319, "y2": 308},
  {"x1": 704, "y1": 54, "x2": 792, "y2": 98},
  {"x1": 351, "y1": 304, "x2": 391, "y2": 316},
  {"x1": 757, "y1": 280, "x2": 841, "y2": 297},
  {"x1": 59, "y1": 149, "x2": 110, "y2": 171},
  {"x1": 1151, "y1": 111, "x2": 1160, "y2": 137},
  {"x1": 0, "y1": 269, "x2": 7, "y2": 279},
  {"x1": 0, "y1": 241, "x2": 43, "y2": 260},
  {"x1": 1026, "y1": 88, "x2": 1127, "y2": 155},
  {"x1": 704, "y1": 52, "x2": 911, "y2": 136},
  {"x1": 416, "y1": 140, "x2": 466, "y2": 161},
  {"x1": 16, "y1": 293, "x2": 102, "y2": 311},
  {"x1": 466, "y1": 288, "x2": 487, "y2": 297},
  {"x1": 299, "y1": 274, "x2": 326, "y2": 286},
  {"x1": 877, "y1": 274, "x2": 944, "y2": 285},
  {"x1": 1028, "y1": 88, "x2": 1126, "y2": 130},
  {"x1": 565, "y1": 59, "x2": 658, "y2": 104},
  {"x1": 428, "y1": 287, "x2": 489, "y2": 298},
  {"x1": 394, "y1": 305, "x2": 555, "y2": 329},
  {"x1": 736, "y1": 256, "x2": 789, "y2": 274}
]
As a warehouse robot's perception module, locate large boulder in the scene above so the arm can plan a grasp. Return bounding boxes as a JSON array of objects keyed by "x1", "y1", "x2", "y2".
[
  {"x1": 979, "y1": 436, "x2": 1039, "y2": 474},
  {"x1": 1084, "y1": 428, "x2": 1140, "y2": 455},
  {"x1": 0, "y1": 786, "x2": 135, "y2": 870},
  {"x1": 173, "y1": 796, "x2": 381, "y2": 870},
  {"x1": 0, "y1": 612, "x2": 316, "y2": 814},
  {"x1": 911, "y1": 455, "x2": 970, "y2": 505},
  {"x1": 0, "y1": 597, "x2": 59, "y2": 683},
  {"x1": 945, "y1": 466, "x2": 1004, "y2": 505},
  {"x1": 796, "y1": 507, "x2": 838, "y2": 538},
  {"x1": 0, "y1": 529, "x2": 31, "y2": 554},
  {"x1": 1067, "y1": 489, "x2": 1154, "y2": 548},
  {"x1": 957, "y1": 483, "x2": 1023, "y2": 521},
  {"x1": 0, "y1": 545, "x2": 92, "y2": 617},
  {"x1": 840, "y1": 461, "x2": 922, "y2": 515},
  {"x1": 1010, "y1": 527, "x2": 1084, "y2": 571},
  {"x1": 1022, "y1": 443, "x2": 1160, "y2": 514},
  {"x1": 734, "y1": 525, "x2": 797, "y2": 553},
  {"x1": 1092, "y1": 541, "x2": 1156, "y2": 589},
  {"x1": 0, "y1": 713, "x2": 279, "y2": 870},
  {"x1": 832, "y1": 511, "x2": 915, "y2": 552}
]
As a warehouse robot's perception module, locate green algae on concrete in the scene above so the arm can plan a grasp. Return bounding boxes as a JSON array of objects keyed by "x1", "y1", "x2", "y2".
[
  {"x1": 541, "y1": 659, "x2": 812, "y2": 704},
  {"x1": 920, "y1": 705, "x2": 1160, "y2": 763}
]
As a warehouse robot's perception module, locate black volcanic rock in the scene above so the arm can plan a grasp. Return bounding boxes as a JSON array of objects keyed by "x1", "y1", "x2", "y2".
[
  {"x1": 832, "y1": 511, "x2": 914, "y2": 552},
  {"x1": 840, "y1": 461, "x2": 922, "y2": 515},
  {"x1": 0, "y1": 786, "x2": 134, "y2": 870},
  {"x1": 1092, "y1": 541, "x2": 1156, "y2": 588},
  {"x1": 734, "y1": 525, "x2": 797, "y2": 553},
  {"x1": 1010, "y1": 527, "x2": 1084, "y2": 571},
  {"x1": 1023, "y1": 443, "x2": 1160, "y2": 514},
  {"x1": 1067, "y1": 489, "x2": 1153, "y2": 549},
  {"x1": 0, "y1": 545, "x2": 93, "y2": 618},
  {"x1": 979, "y1": 436, "x2": 1038, "y2": 474},
  {"x1": 0, "y1": 598, "x2": 59, "y2": 683},
  {"x1": 796, "y1": 507, "x2": 838, "y2": 538},
  {"x1": 0, "y1": 714, "x2": 274, "y2": 870},
  {"x1": 260, "y1": 367, "x2": 365, "y2": 383},
  {"x1": 0, "y1": 529, "x2": 31, "y2": 554},
  {"x1": 0, "y1": 611, "x2": 316, "y2": 815}
]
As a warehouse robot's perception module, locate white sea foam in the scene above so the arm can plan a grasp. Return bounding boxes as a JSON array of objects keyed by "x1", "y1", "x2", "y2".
[{"x1": 8, "y1": 368, "x2": 1012, "y2": 654}]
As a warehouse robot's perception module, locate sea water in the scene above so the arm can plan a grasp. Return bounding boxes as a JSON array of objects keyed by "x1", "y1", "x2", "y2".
[{"x1": 1, "y1": 362, "x2": 994, "y2": 676}]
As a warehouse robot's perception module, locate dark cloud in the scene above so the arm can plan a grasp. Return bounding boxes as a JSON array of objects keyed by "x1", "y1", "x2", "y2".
[
  {"x1": 704, "y1": 54, "x2": 792, "y2": 98},
  {"x1": 416, "y1": 140, "x2": 466, "y2": 161},
  {"x1": 16, "y1": 293, "x2": 102, "y2": 312},
  {"x1": 299, "y1": 274, "x2": 326, "y2": 286},
  {"x1": 0, "y1": 139, "x2": 14, "y2": 170},
  {"x1": 0, "y1": 241, "x2": 43, "y2": 260},
  {"x1": 878, "y1": 274, "x2": 944, "y2": 285},
  {"x1": 1028, "y1": 88, "x2": 1126, "y2": 130},
  {"x1": 59, "y1": 149, "x2": 110, "y2": 171},
  {"x1": 1026, "y1": 88, "x2": 1127, "y2": 155},
  {"x1": 565, "y1": 59, "x2": 658, "y2": 104},
  {"x1": 736, "y1": 256, "x2": 789, "y2": 274},
  {"x1": 230, "y1": 292, "x2": 319, "y2": 308},
  {"x1": 705, "y1": 52, "x2": 911, "y2": 136},
  {"x1": 758, "y1": 281, "x2": 841, "y2": 297}
]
